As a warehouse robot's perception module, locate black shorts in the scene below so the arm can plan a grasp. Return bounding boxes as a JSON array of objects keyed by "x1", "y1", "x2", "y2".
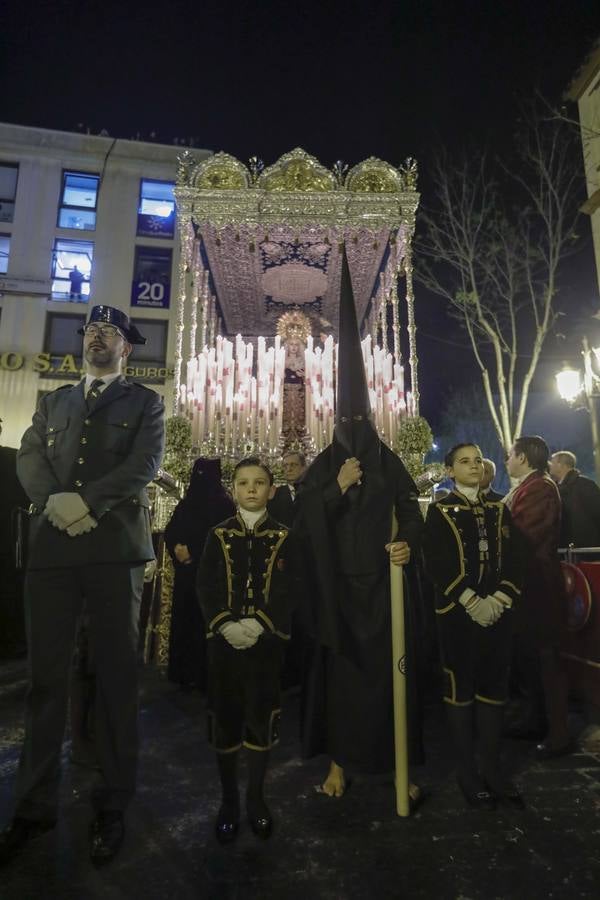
[
  {"x1": 207, "y1": 635, "x2": 284, "y2": 752},
  {"x1": 436, "y1": 604, "x2": 513, "y2": 705}
]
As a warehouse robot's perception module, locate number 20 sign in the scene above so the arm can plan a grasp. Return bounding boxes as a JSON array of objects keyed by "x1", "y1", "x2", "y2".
[{"x1": 131, "y1": 279, "x2": 170, "y2": 309}]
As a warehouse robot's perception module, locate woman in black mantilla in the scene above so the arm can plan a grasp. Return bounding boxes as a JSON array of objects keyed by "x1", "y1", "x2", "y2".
[{"x1": 165, "y1": 458, "x2": 235, "y2": 689}]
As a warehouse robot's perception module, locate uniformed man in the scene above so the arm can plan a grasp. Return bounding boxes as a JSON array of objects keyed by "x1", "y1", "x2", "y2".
[{"x1": 0, "y1": 305, "x2": 164, "y2": 867}]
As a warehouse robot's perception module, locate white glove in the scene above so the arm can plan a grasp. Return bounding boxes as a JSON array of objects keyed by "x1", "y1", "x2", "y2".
[
  {"x1": 220, "y1": 621, "x2": 256, "y2": 649},
  {"x1": 66, "y1": 514, "x2": 98, "y2": 537},
  {"x1": 240, "y1": 618, "x2": 265, "y2": 640},
  {"x1": 461, "y1": 594, "x2": 504, "y2": 627},
  {"x1": 44, "y1": 493, "x2": 90, "y2": 529},
  {"x1": 144, "y1": 559, "x2": 157, "y2": 582},
  {"x1": 493, "y1": 591, "x2": 513, "y2": 609}
]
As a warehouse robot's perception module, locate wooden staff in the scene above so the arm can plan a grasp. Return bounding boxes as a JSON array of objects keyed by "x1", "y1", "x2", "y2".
[{"x1": 390, "y1": 510, "x2": 410, "y2": 816}]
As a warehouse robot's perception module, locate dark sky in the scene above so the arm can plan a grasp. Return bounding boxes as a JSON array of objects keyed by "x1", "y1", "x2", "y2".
[
  {"x1": 3, "y1": 0, "x2": 599, "y2": 163},
  {"x1": 2, "y1": 0, "x2": 600, "y2": 428}
]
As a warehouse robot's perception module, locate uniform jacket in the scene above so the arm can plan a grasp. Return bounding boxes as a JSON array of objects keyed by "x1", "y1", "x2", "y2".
[
  {"x1": 506, "y1": 470, "x2": 565, "y2": 644},
  {"x1": 423, "y1": 490, "x2": 521, "y2": 613},
  {"x1": 17, "y1": 376, "x2": 164, "y2": 568},
  {"x1": 557, "y1": 468, "x2": 600, "y2": 548},
  {"x1": 197, "y1": 512, "x2": 294, "y2": 640},
  {"x1": 267, "y1": 482, "x2": 302, "y2": 528}
]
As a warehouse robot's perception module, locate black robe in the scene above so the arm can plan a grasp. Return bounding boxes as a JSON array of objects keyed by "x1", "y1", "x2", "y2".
[
  {"x1": 165, "y1": 464, "x2": 235, "y2": 688},
  {"x1": 295, "y1": 438, "x2": 425, "y2": 773}
]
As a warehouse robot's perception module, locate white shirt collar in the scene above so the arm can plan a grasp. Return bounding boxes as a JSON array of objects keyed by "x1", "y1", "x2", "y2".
[
  {"x1": 83, "y1": 371, "x2": 122, "y2": 392},
  {"x1": 238, "y1": 508, "x2": 266, "y2": 531},
  {"x1": 454, "y1": 482, "x2": 480, "y2": 502}
]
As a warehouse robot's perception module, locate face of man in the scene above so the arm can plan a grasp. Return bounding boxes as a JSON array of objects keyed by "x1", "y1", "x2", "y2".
[
  {"x1": 233, "y1": 465, "x2": 275, "y2": 512},
  {"x1": 506, "y1": 445, "x2": 528, "y2": 479},
  {"x1": 549, "y1": 455, "x2": 568, "y2": 482},
  {"x1": 480, "y1": 460, "x2": 495, "y2": 491},
  {"x1": 447, "y1": 445, "x2": 484, "y2": 488},
  {"x1": 282, "y1": 453, "x2": 305, "y2": 484},
  {"x1": 83, "y1": 323, "x2": 132, "y2": 373}
]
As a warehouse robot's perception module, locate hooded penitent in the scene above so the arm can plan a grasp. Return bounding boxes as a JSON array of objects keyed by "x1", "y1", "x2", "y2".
[
  {"x1": 294, "y1": 241, "x2": 424, "y2": 773},
  {"x1": 334, "y1": 248, "x2": 374, "y2": 450}
]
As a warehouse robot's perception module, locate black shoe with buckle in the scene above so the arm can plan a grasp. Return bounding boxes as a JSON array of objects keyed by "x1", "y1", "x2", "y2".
[
  {"x1": 483, "y1": 779, "x2": 526, "y2": 811},
  {"x1": 89, "y1": 811, "x2": 125, "y2": 867},
  {"x1": 247, "y1": 799, "x2": 273, "y2": 839},
  {"x1": 215, "y1": 803, "x2": 240, "y2": 845},
  {"x1": 0, "y1": 817, "x2": 56, "y2": 866},
  {"x1": 457, "y1": 777, "x2": 497, "y2": 811}
]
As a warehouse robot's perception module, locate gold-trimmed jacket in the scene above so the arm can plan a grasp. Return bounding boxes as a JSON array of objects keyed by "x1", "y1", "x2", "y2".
[
  {"x1": 423, "y1": 490, "x2": 522, "y2": 613},
  {"x1": 196, "y1": 512, "x2": 293, "y2": 639}
]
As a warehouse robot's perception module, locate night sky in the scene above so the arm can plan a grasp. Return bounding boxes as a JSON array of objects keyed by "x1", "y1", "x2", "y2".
[{"x1": 3, "y1": 0, "x2": 600, "y2": 428}]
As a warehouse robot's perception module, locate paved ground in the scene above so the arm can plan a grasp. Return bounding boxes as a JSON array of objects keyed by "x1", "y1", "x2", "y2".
[{"x1": 1, "y1": 659, "x2": 599, "y2": 900}]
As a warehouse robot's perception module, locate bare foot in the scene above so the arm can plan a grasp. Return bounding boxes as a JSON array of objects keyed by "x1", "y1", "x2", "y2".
[
  {"x1": 409, "y1": 782, "x2": 421, "y2": 803},
  {"x1": 320, "y1": 761, "x2": 346, "y2": 797}
]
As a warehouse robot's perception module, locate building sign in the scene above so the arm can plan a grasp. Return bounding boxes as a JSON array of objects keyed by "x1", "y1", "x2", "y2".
[
  {"x1": 131, "y1": 246, "x2": 172, "y2": 309},
  {"x1": 0, "y1": 351, "x2": 173, "y2": 385}
]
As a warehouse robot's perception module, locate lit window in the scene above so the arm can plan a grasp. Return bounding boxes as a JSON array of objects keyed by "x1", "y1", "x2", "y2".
[
  {"x1": 131, "y1": 246, "x2": 172, "y2": 308},
  {"x1": 0, "y1": 163, "x2": 19, "y2": 224},
  {"x1": 51, "y1": 239, "x2": 94, "y2": 301},
  {"x1": 137, "y1": 179, "x2": 175, "y2": 238},
  {"x1": 0, "y1": 234, "x2": 10, "y2": 274},
  {"x1": 57, "y1": 171, "x2": 99, "y2": 230}
]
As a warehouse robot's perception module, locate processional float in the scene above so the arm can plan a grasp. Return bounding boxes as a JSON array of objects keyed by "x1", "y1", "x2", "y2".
[
  {"x1": 172, "y1": 147, "x2": 421, "y2": 462},
  {"x1": 171, "y1": 148, "x2": 420, "y2": 815}
]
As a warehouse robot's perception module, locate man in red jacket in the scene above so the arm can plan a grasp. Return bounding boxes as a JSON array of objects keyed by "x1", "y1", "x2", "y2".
[{"x1": 504, "y1": 436, "x2": 571, "y2": 758}]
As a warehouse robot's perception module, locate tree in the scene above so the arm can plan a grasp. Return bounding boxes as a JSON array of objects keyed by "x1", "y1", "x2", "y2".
[{"x1": 416, "y1": 104, "x2": 582, "y2": 451}]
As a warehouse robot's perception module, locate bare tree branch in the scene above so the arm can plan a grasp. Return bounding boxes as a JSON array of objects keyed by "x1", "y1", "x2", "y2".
[{"x1": 415, "y1": 100, "x2": 582, "y2": 450}]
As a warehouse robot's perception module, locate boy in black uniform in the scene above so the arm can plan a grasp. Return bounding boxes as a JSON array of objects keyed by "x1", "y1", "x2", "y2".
[
  {"x1": 197, "y1": 458, "x2": 293, "y2": 843},
  {"x1": 423, "y1": 444, "x2": 523, "y2": 810}
]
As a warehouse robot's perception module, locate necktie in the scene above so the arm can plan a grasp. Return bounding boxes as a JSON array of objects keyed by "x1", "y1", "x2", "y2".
[{"x1": 86, "y1": 378, "x2": 104, "y2": 410}]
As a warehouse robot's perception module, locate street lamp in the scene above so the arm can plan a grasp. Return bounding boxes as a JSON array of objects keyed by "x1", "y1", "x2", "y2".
[{"x1": 555, "y1": 335, "x2": 600, "y2": 483}]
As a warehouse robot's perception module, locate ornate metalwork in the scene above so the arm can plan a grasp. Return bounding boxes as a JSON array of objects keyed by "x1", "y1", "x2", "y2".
[
  {"x1": 258, "y1": 148, "x2": 336, "y2": 193},
  {"x1": 346, "y1": 156, "x2": 405, "y2": 193},
  {"x1": 399, "y1": 157, "x2": 418, "y2": 191},
  {"x1": 189, "y1": 152, "x2": 250, "y2": 190},
  {"x1": 276, "y1": 310, "x2": 313, "y2": 344},
  {"x1": 172, "y1": 148, "x2": 421, "y2": 416}
]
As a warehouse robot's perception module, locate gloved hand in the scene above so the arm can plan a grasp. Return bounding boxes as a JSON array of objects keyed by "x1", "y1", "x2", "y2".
[
  {"x1": 44, "y1": 493, "x2": 90, "y2": 530},
  {"x1": 66, "y1": 514, "x2": 98, "y2": 537},
  {"x1": 461, "y1": 594, "x2": 504, "y2": 627},
  {"x1": 220, "y1": 621, "x2": 256, "y2": 649},
  {"x1": 493, "y1": 591, "x2": 513, "y2": 609},
  {"x1": 240, "y1": 618, "x2": 265, "y2": 641}
]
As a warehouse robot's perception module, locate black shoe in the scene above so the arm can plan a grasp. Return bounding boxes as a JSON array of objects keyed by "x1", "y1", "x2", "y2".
[
  {"x1": 457, "y1": 778, "x2": 497, "y2": 811},
  {"x1": 248, "y1": 810, "x2": 273, "y2": 840},
  {"x1": 484, "y1": 780, "x2": 526, "y2": 811},
  {"x1": 535, "y1": 739, "x2": 574, "y2": 761},
  {"x1": 0, "y1": 817, "x2": 56, "y2": 866},
  {"x1": 215, "y1": 804, "x2": 239, "y2": 845},
  {"x1": 89, "y1": 811, "x2": 124, "y2": 867}
]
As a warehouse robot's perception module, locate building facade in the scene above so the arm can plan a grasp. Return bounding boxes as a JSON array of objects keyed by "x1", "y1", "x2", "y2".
[
  {"x1": 566, "y1": 42, "x2": 600, "y2": 298},
  {"x1": 0, "y1": 123, "x2": 211, "y2": 448}
]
